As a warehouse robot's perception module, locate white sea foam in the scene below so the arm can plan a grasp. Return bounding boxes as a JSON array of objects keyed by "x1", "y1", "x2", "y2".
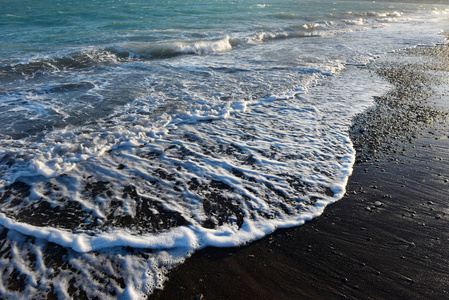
[{"x1": 0, "y1": 60, "x2": 389, "y2": 298}]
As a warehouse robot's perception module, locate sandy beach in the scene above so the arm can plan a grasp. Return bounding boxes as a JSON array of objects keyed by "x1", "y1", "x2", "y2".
[{"x1": 151, "y1": 44, "x2": 449, "y2": 300}]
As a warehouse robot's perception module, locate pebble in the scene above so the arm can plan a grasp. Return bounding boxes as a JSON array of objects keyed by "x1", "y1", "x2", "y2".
[
  {"x1": 374, "y1": 201, "x2": 383, "y2": 207},
  {"x1": 435, "y1": 214, "x2": 442, "y2": 220},
  {"x1": 364, "y1": 207, "x2": 372, "y2": 212},
  {"x1": 248, "y1": 254, "x2": 255, "y2": 258},
  {"x1": 409, "y1": 242, "x2": 416, "y2": 247},
  {"x1": 196, "y1": 294, "x2": 204, "y2": 300}
]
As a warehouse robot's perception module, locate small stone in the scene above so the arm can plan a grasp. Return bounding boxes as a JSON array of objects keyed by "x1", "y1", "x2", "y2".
[
  {"x1": 435, "y1": 215, "x2": 442, "y2": 220},
  {"x1": 400, "y1": 256, "x2": 406, "y2": 260},
  {"x1": 365, "y1": 207, "x2": 372, "y2": 212},
  {"x1": 409, "y1": 242, "x2": 415, "y2": 247},
  {"x1": 342, "y1": 277, "x2": 348, "y2": 284},
  {"x1": 374, "y1": 201, "x2": 383, "y2": 207},
  {"x1": 248, "y1": 254, "x2": 255, "y2": 258},
  {"x1": 427, "y1": 201, "x2": 434, "y2": 205},
  {"x1": 196, "y1": 294, "x2": 204, "y2": 300}
]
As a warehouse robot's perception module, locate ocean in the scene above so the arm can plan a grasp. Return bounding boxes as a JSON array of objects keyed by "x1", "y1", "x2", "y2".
[{"x1": 0, "y1": 0, "x2": 448, "y2": 298}]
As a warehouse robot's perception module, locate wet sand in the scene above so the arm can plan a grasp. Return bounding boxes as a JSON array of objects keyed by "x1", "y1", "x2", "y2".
[{"x1": 150, "y1": 45, "x2": 449, "y2": 299}]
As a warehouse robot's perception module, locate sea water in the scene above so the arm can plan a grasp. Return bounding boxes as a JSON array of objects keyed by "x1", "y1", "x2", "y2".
[{"x1": 0, "y1": 0, "x2": 448, "y2": 298}]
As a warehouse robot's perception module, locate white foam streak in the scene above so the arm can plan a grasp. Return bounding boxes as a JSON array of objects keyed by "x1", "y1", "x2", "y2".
[{"x1": 0, "y1": 213, "x2": 200, "y2": 253}]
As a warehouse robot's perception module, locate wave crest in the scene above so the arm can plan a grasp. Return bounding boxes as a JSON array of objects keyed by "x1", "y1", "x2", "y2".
[
  {"x1": 106, "y1": 35, "x2": 232, "y2": 59},
  {"x1": 0, "y1": 36, "x2": 232, "y2": 76}
]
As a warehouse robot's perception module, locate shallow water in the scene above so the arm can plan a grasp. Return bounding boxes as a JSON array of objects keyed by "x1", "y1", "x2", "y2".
[{"x1": 1, "y1": 0, "x2": 448, "y2": 298}]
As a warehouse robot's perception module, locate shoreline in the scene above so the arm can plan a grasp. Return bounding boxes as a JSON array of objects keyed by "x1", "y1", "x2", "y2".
[{"x1": 151, "y1": 44, "x2": 449, "y2": 299}]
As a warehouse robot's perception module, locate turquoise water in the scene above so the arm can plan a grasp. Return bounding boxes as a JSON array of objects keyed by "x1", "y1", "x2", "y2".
[
  {"x1": 0, "y1": 0, "x2": 448, "y2": 298},
  {"x1": 1, "y1": 0, "x2": 436, "y2": 60}
]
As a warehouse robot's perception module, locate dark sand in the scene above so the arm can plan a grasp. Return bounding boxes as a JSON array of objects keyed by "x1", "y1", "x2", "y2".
[{"x1": 151, "y1": 45, "x2": 449, "y2": 300}]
